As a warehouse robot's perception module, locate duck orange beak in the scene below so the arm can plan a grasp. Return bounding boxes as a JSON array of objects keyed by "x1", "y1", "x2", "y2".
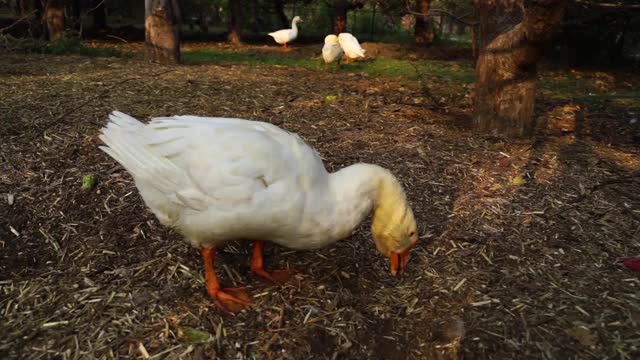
[{"x1": 390, "y1": 244, "x2": 414, "y2": 277}]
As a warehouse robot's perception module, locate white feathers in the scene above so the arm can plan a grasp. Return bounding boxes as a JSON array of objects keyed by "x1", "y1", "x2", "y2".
[
  {"x1": 321, "y1": 32, "x2": 366, "y2": 65},
  {"x1": 99, "y1": 111, "x2": 387, "y2": 251},
  {"x1": 322, "y1": 34, "x2": 343, "y2": 65},
  {"x1": 268, "y1": 16, "x2": 303, "y2": 46},
  {"x1": 338, "y1": 33, "x2": 366, "y2": 60}
]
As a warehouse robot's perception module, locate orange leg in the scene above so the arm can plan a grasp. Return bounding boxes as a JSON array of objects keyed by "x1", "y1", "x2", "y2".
[
  {"x1": 202, "y1": 247, "x2": 252, "y2": 313},
  {"x1": 250, "y1": 240, "x2": 295, "y2": 284},
  {"x1": 324, "y1": 61, "x2": 328, "y2": 70},
  {"x1": 283, "y1": 43, "x2": 288, "y2": 49}
]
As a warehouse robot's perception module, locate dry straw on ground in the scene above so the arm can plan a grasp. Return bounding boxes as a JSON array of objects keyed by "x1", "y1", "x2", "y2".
[{"x1": 1, "y1": 49, "x2": 639, "y2": 359}]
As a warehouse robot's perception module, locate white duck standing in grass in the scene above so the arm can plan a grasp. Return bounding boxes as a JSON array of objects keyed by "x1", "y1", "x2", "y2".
[
  {"x1": 99, "y1": 111, "x2": 418, "y2": 313},
  {"x1": 322, "y1": 34, "x2": 343, "y2": 70},
  {"x1": 268, "y1": 16, "x2": 303, "y2": 49},
  {"x1": 338, "y1": 32, "x2": 366, "y2": 64}
]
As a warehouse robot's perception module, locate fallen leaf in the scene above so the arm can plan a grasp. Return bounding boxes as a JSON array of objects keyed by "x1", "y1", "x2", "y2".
[
  {"x1": 622, "y1": 258, "x2": 640, "y2": 272},
  {"x1": 325, "y1": 95, "x2": 337, "y2": 102},
  {"x1": 565, "y1": 325, "x2": 596, "y2": 347},
  {"x1": 179, "y1": 327, "x2": 213, "y2": 344},
  {"x1": 511, "y1": 174, "x2": 526, "y2": 186},
  {"x1": 497, "y1": 157, "x2": 512, "y2": 168},
  {"x1": 81, "y1": 174, "x2": 97, "y2": 190}
]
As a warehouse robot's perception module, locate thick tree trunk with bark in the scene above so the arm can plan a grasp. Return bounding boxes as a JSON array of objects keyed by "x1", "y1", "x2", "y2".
[
  {"x1": 227, "y1": 0, "x2": 243, "y2": 44},
  {"x1": 145, "y1": 0, "x2": 181, "y2": 64},
  {"x1": 45, "y1": 0, "x2": 66, "y2": 41},
  {"x1": 333, "y1": 0, "x2": 364, "y2": 34},
  {"x1": 414, "y1": 0, "x2": 434, "y2": 46},
  {"x1": 472, "y1": 0, "x2": 567, "y2": 137}
]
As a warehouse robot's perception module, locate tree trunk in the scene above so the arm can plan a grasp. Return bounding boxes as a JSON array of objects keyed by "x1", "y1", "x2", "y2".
[
  {"x1": 71, "y1": 0, "x2": 81, "y2": 21},
  {"x1": 472, "y1": 0, "x2": 567, "y2": 137},
  {"x1": 199, "y1": 14, "x2": 208, "y2": 33},
  {"x1": 145, "y1": 0, "x2": 181, "y2": 64},
  {"x1": 227, "y1": 0, "x2": 243, "y2": 44},
  {"x1": 333, "y1": 1, "x2": 348, "y2": 34},
  {"x1": 414, "y1": 0, "x2": 433, "y2": 46},
  {"x1": 471, "y1": 24, "x2": 479, "y2": 58},
  {"x1": 249, "y1": 0, "x2": 258, "y2": 33},
  {"x1": 274, "y1": 0, "x2": 288, "y2": 29},
  {"x1": 14, "y1": 0, "x2": 29, "y2": 15},
  {"x1": 30, "y1": 0, "x2": 46, "y2": 38},
  {"x1": 333, "y1": 0, "x2": 364, "y2": 34},
  {"x1": 45, "y1": 0, "x2": 66, "y2": 41},
  {"x1": 93, "y1": 0, "x2": 107, "y2": 29}
]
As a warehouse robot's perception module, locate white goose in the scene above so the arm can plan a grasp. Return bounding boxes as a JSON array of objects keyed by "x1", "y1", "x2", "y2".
[
  {"x1": 322, "y1": 34, "x2": 343, "y2": 70},
  {"x1": 99, "y1": 111, "x2": 418, "y2": 313},
  {"x1": 268, "y1": 16, "x2": 303, "y2": 49},
  {"x1": 338, "y1": 32, "x2": 366, "y2": 64}
]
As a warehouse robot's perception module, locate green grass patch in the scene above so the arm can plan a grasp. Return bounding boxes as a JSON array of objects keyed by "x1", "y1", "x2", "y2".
[
  {"x1": 183, "y1": 48, "x2": 320, "y2": 68},
  {"x1": 539, "y1": 73, "x2": 597, "y2": 96},
  {"x1": 47, "y1": 35, "x2": 131, "y2": 57},
  {"x1": 182, "y1": 47, "x2": 474, "y2": 83},
  {"x1": 539, "y1": 73, "x2": 640, "y2": 108},
  {"x1": 10, "y1": 32, "x2": 131, "y2": 58},
  {"x1": 569, "y1": 92, "x2": 640, "y2": 108}
]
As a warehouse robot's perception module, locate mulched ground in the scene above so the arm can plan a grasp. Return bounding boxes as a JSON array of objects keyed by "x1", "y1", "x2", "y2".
[{"x1": 1, "y1": 48, "x2": 639, "y2": 359}]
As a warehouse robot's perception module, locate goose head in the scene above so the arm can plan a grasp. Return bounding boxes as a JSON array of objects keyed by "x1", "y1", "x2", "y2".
[
  {"x1": 324, "y1": 34, "x2": 339, "y2": 44},
  {"x1": 370, "y1": 172, "x2": 419, "y2": 277}
]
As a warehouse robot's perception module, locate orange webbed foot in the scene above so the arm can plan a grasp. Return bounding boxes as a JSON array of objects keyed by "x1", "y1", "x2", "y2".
[
  {"x1": 253, "y1": 268, "x2": 296, "y2": 285},
  {"x1": 201, "y1": 247, "x2": 253, "y2": 314},
  {"x1": 250, "y1": 240, "x2": 295, "y2": 285},
  {"x1": 212, "y1": 287, "x2": 253, "y2": 314}
]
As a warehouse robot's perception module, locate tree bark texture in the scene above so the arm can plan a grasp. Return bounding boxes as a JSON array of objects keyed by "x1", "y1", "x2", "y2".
[
  {"x1": 472, "y1": 0, "x2": 567, "y2": 137},
  {"x1": 227, "y1": 0, "x2": 243, "y2": 44},
  {"x1": 145, "y1": 0, "x2": 181, "y2": 64},
  {"x1": 414, "y1": 0, "x2": 434, "y2": 46},
  {"x1": 45, "y1": 0, "x2": 66, "y2": 41},
  {"x1": 333, "y1": 0, "x2": 364, "y2": 34}
]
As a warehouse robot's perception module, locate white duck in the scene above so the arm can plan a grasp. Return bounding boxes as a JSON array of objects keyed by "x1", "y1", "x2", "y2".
[
  {"x1": 338, "y1": 32, "x2": 366, "y2": 64},
  {"x1": 99, "y1": 111, "x2": 418, "y2": 313},
  {"x1": 322, "y1": 34, "x2": 343, "y2": 70},
  {"x1": 268, "y1": 16, "x2": 303, "y2": 49}
]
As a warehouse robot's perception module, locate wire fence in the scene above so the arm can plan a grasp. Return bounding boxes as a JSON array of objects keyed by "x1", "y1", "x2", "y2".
[{"x1": 176, "y1": 4, "x2": 472, "y2": 43}]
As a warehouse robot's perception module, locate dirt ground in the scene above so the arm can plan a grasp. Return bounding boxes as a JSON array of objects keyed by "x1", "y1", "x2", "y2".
[{"x1": 1, "y1": 46, "x2": 639, "y2": 359}]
